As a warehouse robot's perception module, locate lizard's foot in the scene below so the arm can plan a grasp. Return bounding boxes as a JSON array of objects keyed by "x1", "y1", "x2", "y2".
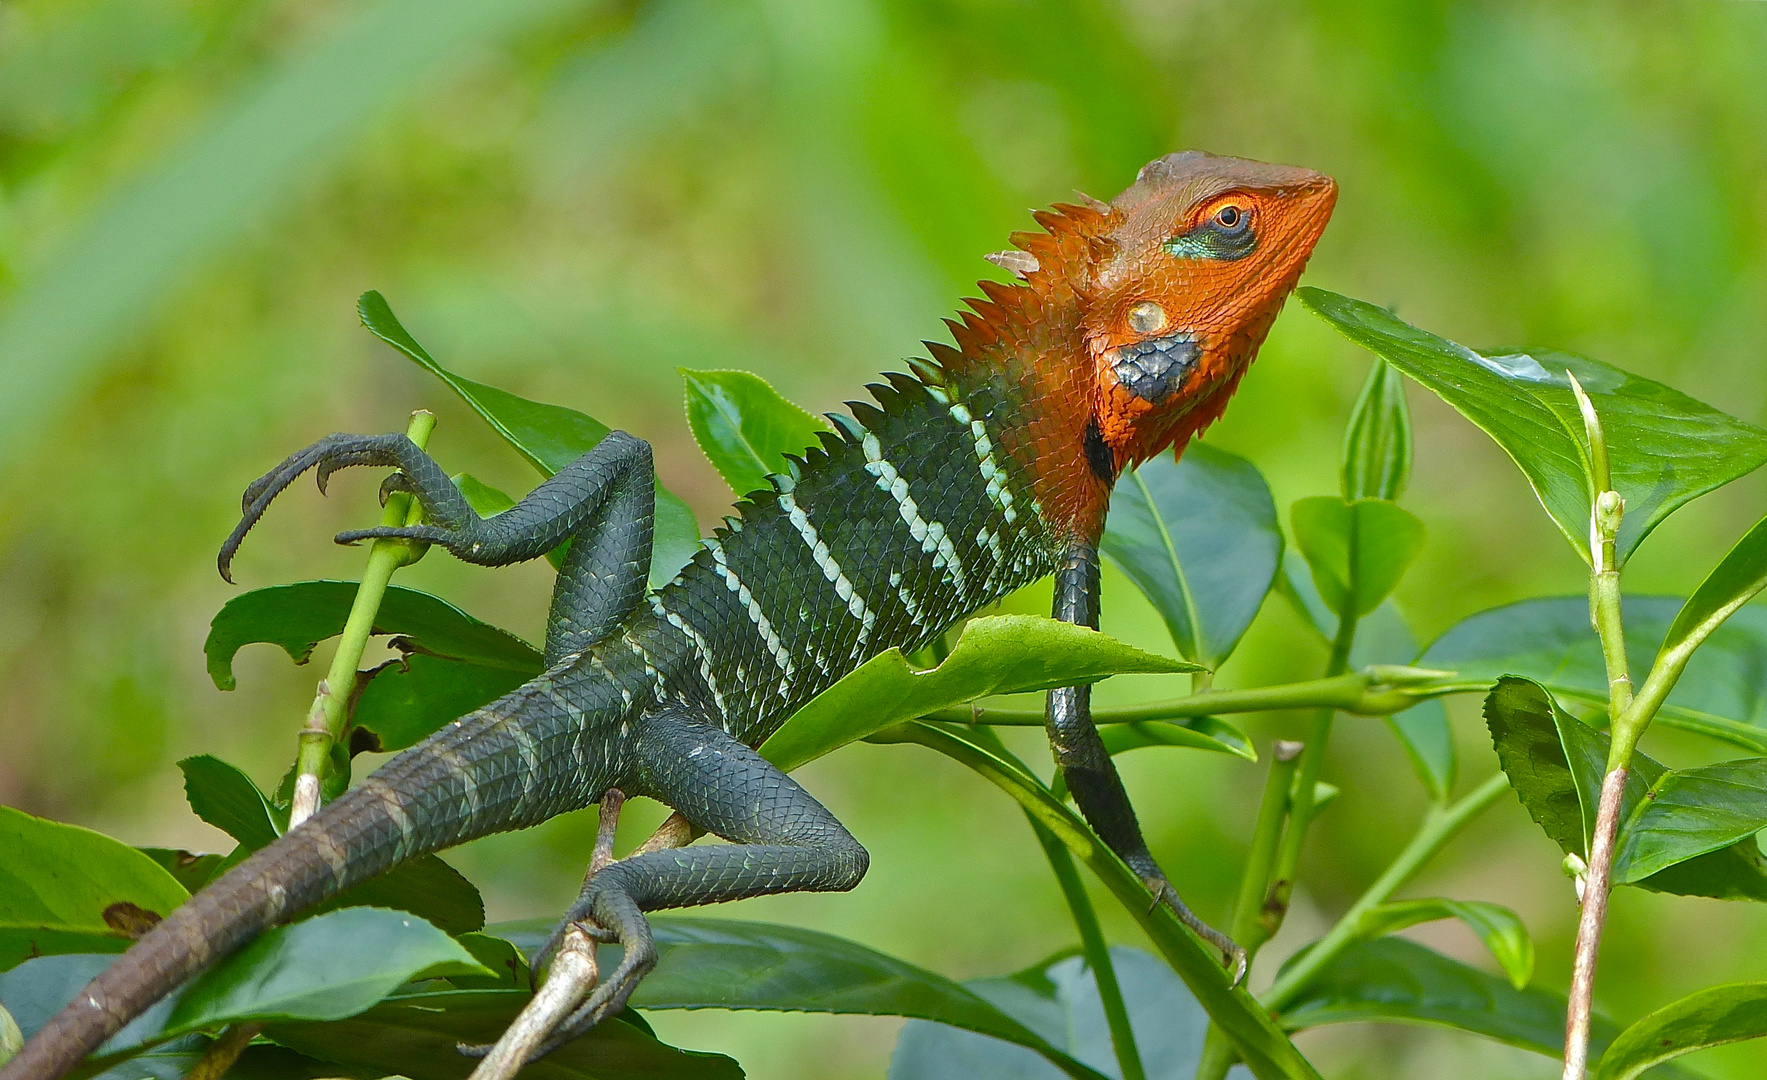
[
  {"x1": 532, "y1": 925, "x2": 657, "y2": 1058},
  {"x1": 220, "y1": 432, "x2": 420, "y2": 581},
  {"x1": 1145, "y1": 874, "x2": 1247, "y2": 985}
]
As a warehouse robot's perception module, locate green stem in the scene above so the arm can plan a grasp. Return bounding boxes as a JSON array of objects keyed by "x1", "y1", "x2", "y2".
[
  {"x1": 923, "y1": 671, "x2": 1466, "y2": 728},
  {"x1": 1565, "y1": 484, "x2": 1630, "y2": 1080},
  {"x1": 1193, "y1": 740, "x2": 1305, "y2": 1080},
  {"x1": 870, "y1": 721, "x2": 1321, "y2": 1080},
  {"x1": 1263, "y1": 610, "x2": 1360, "y2": 936},
  {"x1": 288, "y1": 409, "x2": 435, "y2": 826},
  {"x1": 1263, "y1": 771, "x2": 1509, "y2": 1013},
  {"x1": 1029, "y1": 813, "x2": 1147, "y2": 1080}
]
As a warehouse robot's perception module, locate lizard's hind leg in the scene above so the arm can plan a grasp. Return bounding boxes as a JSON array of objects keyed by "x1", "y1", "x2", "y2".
[
  {"x1": 525, "y1": 709, "x2": 868, "y2": 1058},
  {"x1": 220, "y1": 429, "x2": 656, "y2": 663}
]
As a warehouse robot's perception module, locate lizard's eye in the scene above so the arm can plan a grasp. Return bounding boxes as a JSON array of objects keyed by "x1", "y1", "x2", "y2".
[{"x1": 1163, "y1": 200, "x2": 1258, "y2": 261}]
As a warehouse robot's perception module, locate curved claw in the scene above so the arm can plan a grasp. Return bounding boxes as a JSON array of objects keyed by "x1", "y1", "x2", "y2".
[
  {"x1": 219, "y1": 432, "x2": 413, "y2": 583},
  {"x1": 378, "y1": 471, "x2": 417, "y2": 507}
]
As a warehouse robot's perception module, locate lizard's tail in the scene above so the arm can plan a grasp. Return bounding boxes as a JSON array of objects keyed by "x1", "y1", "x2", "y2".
[{"x1": 2, "y1": 684, "x2": 605, "y2": 1080}]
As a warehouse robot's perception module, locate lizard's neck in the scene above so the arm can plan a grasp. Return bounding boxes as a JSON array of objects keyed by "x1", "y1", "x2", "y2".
[{"x1": 930, "y1": 202, "x2": 1116, "y2": 544}]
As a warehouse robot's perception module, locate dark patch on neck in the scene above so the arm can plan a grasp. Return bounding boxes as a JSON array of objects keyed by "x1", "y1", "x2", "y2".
[{"x1": 1083, "y1": 417, "x2": 1116, "y2": 483}]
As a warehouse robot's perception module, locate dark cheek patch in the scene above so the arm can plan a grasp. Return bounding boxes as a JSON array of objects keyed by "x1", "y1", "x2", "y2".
[{"x1": 1111, "y1": 332, "x2": 1201, "y2": 405}]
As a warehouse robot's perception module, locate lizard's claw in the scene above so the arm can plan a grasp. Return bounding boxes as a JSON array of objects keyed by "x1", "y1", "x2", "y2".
[
  {"x1": 219, "y1": 432, "x2": 419, "y2": 583},
  {"x1": 1145, "y1": 876, "x2": 1247, "y2": 986}
]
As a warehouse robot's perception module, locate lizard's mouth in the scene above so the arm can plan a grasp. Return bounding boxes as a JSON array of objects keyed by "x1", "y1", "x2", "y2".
[{"x1": 1110, "y1": 331, "x2": 1200, "y2": 405}]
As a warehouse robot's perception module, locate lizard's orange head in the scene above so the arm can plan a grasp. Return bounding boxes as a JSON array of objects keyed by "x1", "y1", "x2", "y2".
[{"x1": 1084, "y1": 151, "x2": 1336, "y2": 468}]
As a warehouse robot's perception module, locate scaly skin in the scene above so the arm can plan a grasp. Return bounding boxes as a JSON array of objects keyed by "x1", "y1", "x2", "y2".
[{"x1": 3, "y1": 151, "x2": 1334, "y2": 1079}]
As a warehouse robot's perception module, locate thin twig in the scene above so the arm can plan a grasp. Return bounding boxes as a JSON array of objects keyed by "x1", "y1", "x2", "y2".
[
  {"x1": 1563, "y1": 768, "x2": 1626, "y2": 1080},
  {"x1": 289, "y1": 409, "x2": 436, "y2": 826},
  {"x1": 469, "y1": 794, "x2": 703, "y2": 1079},
  {"x1": 469, "y1": 790, "x2": 626, "y2": 1080}
]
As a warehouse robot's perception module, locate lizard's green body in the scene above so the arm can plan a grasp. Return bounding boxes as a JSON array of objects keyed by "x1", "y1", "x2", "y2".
[{"x1": 4, "y1": 151, "x2": 1335, "y2": 1078}]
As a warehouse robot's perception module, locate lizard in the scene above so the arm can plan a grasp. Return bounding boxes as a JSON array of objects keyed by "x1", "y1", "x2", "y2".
[{"x1": 3, "y1": 149, "x2": 1335, "y2": 1079}]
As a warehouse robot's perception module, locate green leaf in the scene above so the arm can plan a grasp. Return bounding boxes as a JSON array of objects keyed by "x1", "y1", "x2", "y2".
[
  {"x1": 0, "y1": 1001, "x2": 21, "y2": 1066},
  {"x1": 353, "y1": 652, "x2": 533, "y2": 754},
  {"x1": 178, "y1": 755, "x2": 284, "y2": 848},
  {"x1": 1662, "y1": 511, "x2": 1767, "y2": 670},
  {"x1": 1100, "y1": 717, "x2": 1256, "y2": 762},
  {"x1": 1277, "y1": 937, "x2": 1666, "y2": 1069},
  {"x1": 0, "y1": 807, "x2": 188, "y2": 972},
  {"x1": 359, "y1": 290, "x2": 701, "y2": 588},
  {"x1": 491, "y1": 916, "x2": 1104, "y2": 1079},
  {"x1": 168, "y1": 908, "x2": 488, "y2": 1034},
  {"x1": 204, "y1": 580, "x2": 542, "y2": 754},
  {"x1": 1483, "y1": 677, "x2": 1767, "y2": 900},
  {"x1": 318, "y1": 854, "x2": 485, "y2": 937},
  {"x1": 681, "y1": 368, "x2": 830, "y2": 498},
  {"x1": 889, "y1": 946, "x2": 1205, "y2": 1080},
  {"x1": 205, "y1": 581, "x2": 542, "y2": 691},
  {"x1": 1341, "y1": 360, "x2": 1412, "y2": 502},
  {"x1": 0, "y1": 954, "x2": 179, "y2": 1059},
  {"x1": 1355, "y1": 899, "x2": 1534, "y2": 989},
  {"x1": 447, "y1": 932, "x2": 529, "y2": 991},
  {"x1": 264, "y1": 988, "x2": 740, "y2": 1080},
  {"x1": 1290, "y1": 496, "x2": 1425, "y2": 619},
  {"x1": 760, "y1": 615, "x2": 1201, "y2": 774},
  {"x1": 1282, "y1": 554, "x2": 1455, "y2": 798},
  {"x1": 1596, "y1": 982, "x2": 1767, "y2": 1080},
  {"x1": 870, "y1": 722, "x2": 1320, "y2": 1080},
  {"x1": 2, "y1": 910, "x2": 489, "y2": 1064},
  {"x1": 1299, "y1": 288, "x2": 1767, "y2": 565},
  {"x1": 1613, "y1": 758, "x2": 1767, "y2": 884},
  {"x1": 1102, "y1": 443, "x2": 1282, "y2": 667},
  {"x1": 1422, "y1": 595, "x2": 1767, "y2": 754}
]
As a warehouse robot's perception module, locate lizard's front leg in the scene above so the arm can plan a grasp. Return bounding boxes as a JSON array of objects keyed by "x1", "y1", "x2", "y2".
[
  {"x1": 1047, "y1": 541, "x2": 1245, "y2": 979},
  {"x1": 219, "y1": 429, "x2": 656, "y2": 663}
]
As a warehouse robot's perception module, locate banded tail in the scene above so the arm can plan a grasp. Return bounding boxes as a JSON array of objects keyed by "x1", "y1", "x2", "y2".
[{"x1": 3, "y1": 679, "x2": 619, "y2": 1080}]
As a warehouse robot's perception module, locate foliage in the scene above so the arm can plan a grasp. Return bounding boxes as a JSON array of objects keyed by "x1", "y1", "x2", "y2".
[
  {"x1": 11, "y1": 278, "x2": 1767, "y2": 1078},
  {"x1": 7, "y1": 7, "x2": 1767, "y2": 1071}
]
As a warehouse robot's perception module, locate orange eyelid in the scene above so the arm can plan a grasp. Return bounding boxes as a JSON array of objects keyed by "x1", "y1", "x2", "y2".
[{"x1": 1191, "y1": 191, "x2": 1257, "y2": 227}]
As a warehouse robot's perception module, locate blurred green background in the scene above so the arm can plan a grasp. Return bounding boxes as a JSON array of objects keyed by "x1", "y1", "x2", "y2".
[{"x1": 3, "y1": 0, "x2": 1767, "y2": 1076}]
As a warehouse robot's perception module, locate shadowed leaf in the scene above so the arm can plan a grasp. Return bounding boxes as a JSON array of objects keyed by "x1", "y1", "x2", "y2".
[
  {"x1": 1484, "y1": 677, "x2": 1767, "y2": 900},
  {"x1": 1276, "y1": 937, "x2": 1693, "y2": 1073},
  {"x1": 1355, "y1": 898, "x2": 1533, "y2": 989},
  {"x1": 1422, "y1": 596, "x2": 1767, "y2": 754},
  {"x1": 889, "y1": 947, "x2": 1205, "y2": 1080},
  {"x1": 492, "y1": 916, "x2": 1104, "y2": 1080},
  {"x1": 1103, "y1": 444, "x2": 1282, "y2": 668}
]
